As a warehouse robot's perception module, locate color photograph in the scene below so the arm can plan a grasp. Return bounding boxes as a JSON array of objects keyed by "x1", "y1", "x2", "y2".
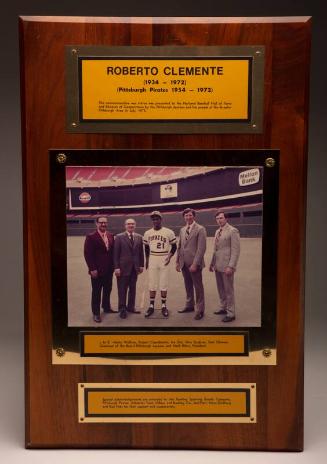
[{"x1": 66, "y1": 165, "x2": 263, "y2": 328}]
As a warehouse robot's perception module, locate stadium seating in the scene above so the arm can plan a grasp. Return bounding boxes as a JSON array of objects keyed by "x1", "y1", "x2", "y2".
[{"x1": 66, "y1": 166, "x2": 215, "y2": 185}]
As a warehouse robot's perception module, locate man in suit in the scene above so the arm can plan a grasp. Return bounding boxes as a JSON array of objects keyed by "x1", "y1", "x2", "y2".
[
  {"x1": 209, "y1": 211, "x2": 241, "y2": 322},
  {"x1": 176, "y1": 208, "x2": 207, "y2": 320},
  {"x1": 84, "y1": 216, "x2": 116, "y2": 323},
  {"x1": 114, "y1": 218, "x2": 144, "y2": 319}
]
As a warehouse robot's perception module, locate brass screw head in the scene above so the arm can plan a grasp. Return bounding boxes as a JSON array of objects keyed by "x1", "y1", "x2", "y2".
[
  {"x1": 265, "y1": 157, "x2": 275, "y2": 168},
  {"x1": 71, "y1": 48, "x2": 77, "y2": 54},
  {"x1": 80, "y1": 417, "x2": 84, "y2": 422},
  {"x1": 262, "y1": 348, "x2": 272, "y2": 358},
  {"x1": 55, "y1": 347, "x2": 65, "y2": 357},
  {"x1": 56, "y1": 153, "x2": 67, "y2": 164}
]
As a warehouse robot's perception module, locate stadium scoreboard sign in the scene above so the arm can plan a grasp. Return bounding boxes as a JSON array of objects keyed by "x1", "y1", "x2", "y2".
[
  {"x1": 66, "y1": 46, "x2": 264, "y2": 133},
  {"x1": 20, "y1": 16, "x2": 311, "y2": 451}
]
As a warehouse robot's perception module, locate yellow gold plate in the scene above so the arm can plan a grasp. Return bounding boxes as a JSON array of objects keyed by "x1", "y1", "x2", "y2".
[
  {"x1": 81, "y1": 58, "x2": 249, "y2": 120},
  {"x1": 78, "y1": 382, "x2": 256, "y2": 423},
  {"x1": 81, "y1": 332, "x2": 247, "y2": 356}
]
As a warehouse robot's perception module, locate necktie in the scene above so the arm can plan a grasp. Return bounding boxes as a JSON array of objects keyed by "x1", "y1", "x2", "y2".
[
  {"x1": 102, "y1": 233, "x2": 109, "y2": 250},
  {"x1": 215, "y1": 228, "x2": 222, "y2": 248},
  {"x1": 129, "y1": 233, "x2": 134, "y2": 245},
  {"x1": 186, "y1": 225, "x2": 191, "y2": 240}
]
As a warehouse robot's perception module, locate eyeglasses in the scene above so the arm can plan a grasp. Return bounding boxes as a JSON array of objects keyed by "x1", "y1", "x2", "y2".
[{"x1": 98, "y1": 222, "x2": 107, "y2": 225}]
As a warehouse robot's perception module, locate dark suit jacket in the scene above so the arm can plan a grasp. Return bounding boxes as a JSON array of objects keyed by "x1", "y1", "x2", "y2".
[
  {"x1": 84, "y1": 231, "x2": 115, "y2": 276},
  {"x1": 114, "y1": 232, "x2": 144, "y2": 276}
]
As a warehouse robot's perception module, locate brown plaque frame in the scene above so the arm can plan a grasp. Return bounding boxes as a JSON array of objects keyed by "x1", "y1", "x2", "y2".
[{"x1": 20, "y1": 16, "x2": 311, "y2": 450}]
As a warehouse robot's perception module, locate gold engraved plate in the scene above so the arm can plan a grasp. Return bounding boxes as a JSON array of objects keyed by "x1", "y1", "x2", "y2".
[
  {"x1": 81, "y1": 58, "x2": 249, "y2": 120},
  {"x1": 78, "y1": 383, "x2": 257, "y2": 424},
  {"x1": 66, "y1": 46, "x2": 264, "y2": 133}
]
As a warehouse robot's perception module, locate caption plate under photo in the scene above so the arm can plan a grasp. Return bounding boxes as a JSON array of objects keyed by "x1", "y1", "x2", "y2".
[
  {"x1": 78, "y1": 383, "x2": 257, "y2": 423},
  {"x1": 80, "y1": 331, "x2": 249, "y2": 357}
]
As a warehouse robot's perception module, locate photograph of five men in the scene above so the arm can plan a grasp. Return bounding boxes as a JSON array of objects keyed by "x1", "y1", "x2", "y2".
[{"x1": 66, "y1": 165, "x2": 263, "y2": 328}]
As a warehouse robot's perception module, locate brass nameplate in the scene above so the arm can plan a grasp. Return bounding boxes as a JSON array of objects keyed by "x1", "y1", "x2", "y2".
[
  {"x1": 78, "y1": 383, "x2": 256, "y2": 423},
  {"x1": 81, "y1": 58, "x2": 250, "y2": 120},
  {"x1": 81, "y1": 331, "x2": 248, "y2": 357},
  {"x1": 66, "y1": 46, "x2": 264, "y2": 133}
]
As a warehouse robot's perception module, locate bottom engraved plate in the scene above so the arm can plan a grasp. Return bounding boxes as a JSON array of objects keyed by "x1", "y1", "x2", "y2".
[{"x1": 78, "y1": 383, "x2": 256, "y2": 423}]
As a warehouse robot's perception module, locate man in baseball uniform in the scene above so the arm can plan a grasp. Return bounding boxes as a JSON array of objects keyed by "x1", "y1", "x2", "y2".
[
  {"x1": 143, "y1": 211, "x2": 177, "y2": 318},
  {"x1": 209, "y1": 211, "x2": 241, "y2": 322}
]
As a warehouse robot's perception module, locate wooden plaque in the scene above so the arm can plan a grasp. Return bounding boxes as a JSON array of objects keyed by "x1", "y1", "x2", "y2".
[{"x1": 20, "y1": 16, "x2": 311, "y2": 450}]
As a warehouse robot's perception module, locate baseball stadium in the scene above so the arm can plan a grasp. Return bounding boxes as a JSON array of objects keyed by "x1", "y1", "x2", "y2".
[{"x1": 66, "y1": 165, "x2": 263, "y2": 328}]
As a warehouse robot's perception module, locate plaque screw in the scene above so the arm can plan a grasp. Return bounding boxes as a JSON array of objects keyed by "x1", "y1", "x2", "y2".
[
  {"x1": 255, "y1": 50, "x2": 261, "y2": 55},
  {"x1": 55, "y1": 347, "x2": 65, "y2": 357},
  {"x1": 265, "y1": 158, "x2": 275, "y2": 168},
  {"x1": 80, "y1": 417, "x2": 84, "y2": 422},
  {"x1": 250, "y1": 417, "x2": 255, "y2": 422},
  {"x1": 71, "y1": 48, "x2": 77, "y2": 55},
  {"x1": 252, "y1": 124, "x2": 257, "y2": 128},
  {"x1": 56, "y1": 153, "x2": 67, "y2": 164},
  {"x1": 81, "y1": 384, "x2": 84, "y2": 388},
  {"x1": 262, "y1": 348, "x2": 272, "y2": 358},
  {"x1": 251, "y1": 385, "x2": 255, "y2": 389},
  {"x1": 71, "y1": 122, "x2": 78, "y2": 128}
]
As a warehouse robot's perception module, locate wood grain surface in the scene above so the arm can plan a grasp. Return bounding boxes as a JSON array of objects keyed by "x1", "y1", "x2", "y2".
[{"x1": 20, "y1": 16, "x2": 311, "y2": 450}]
